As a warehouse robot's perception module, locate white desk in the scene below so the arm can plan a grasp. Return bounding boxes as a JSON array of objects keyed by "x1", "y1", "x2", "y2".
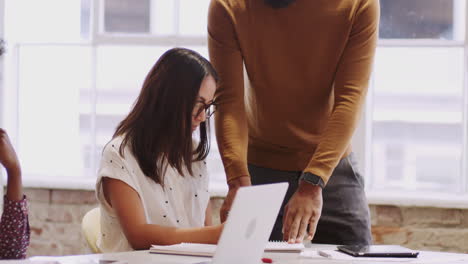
[{"x1": 3, "y1": 244, "x2": 468, "y2": 264}]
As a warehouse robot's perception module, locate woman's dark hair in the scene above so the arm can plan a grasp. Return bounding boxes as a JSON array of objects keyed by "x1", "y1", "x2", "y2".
[
  {"x1": 264, "y1": 0, "x2": 296, "y2": 8},
  {"x1": 114, "y1": 47, "x2": 218, "y2": 185}
]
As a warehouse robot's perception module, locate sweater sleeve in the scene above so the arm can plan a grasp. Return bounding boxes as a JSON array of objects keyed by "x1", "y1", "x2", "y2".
[
  {"x1": 208, "y1": 0, "x2": 250, "y2": 182},
  {"x1": 305, "y1": 0, "x2": 380, "y2": 183},
  {"x1": 0, "y1": 195, "x2": 30, "y2": 259}
]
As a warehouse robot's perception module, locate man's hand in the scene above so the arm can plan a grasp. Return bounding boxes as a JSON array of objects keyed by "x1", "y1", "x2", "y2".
[
  {"x1": 282, "y1": 182, "x2": 323, "y2": 243},
  {"x1": 220, "y1": 176, "x2": 251, "y2": 222}
]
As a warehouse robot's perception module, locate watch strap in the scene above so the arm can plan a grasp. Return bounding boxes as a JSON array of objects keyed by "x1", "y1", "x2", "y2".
[{"x1": 300, "y1": 172, "x2": 325, "y2": 189}]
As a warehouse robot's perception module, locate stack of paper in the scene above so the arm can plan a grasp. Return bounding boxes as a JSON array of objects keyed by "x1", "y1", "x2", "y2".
[
  {"x1": 150, "y1": 243, "x2": 216, "y2": 257},
  {"x1": 265, "y1": 241, "x2": 305, "y2": 253}
]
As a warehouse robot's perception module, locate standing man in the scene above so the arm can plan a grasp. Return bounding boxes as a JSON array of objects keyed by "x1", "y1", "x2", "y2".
[{"x1": 208, "y1": 0, "x2": 379, "y2": 244}]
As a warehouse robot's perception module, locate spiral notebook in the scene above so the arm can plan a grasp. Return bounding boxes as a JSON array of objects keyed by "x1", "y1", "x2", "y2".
[{"x1": 150, "y1": 241, "x2": 304, "y2": 257}]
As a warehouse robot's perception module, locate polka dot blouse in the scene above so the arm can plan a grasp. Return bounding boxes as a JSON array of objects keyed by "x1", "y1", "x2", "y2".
[
  {"x1": 0, "y1": 195, "x2": 30, "y2": 259},
  {"x1": 95, "y1": 136, "x2": 210, "y2": 252}
]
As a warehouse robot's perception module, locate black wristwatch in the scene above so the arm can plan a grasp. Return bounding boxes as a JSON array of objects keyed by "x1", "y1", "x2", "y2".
[{"x1": 299, "y1": 172, "x2": 325, "y2": 189}]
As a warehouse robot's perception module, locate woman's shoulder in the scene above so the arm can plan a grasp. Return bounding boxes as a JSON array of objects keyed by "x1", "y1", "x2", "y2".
[
  {"x1": 101, "y1": 136, "x2": 126, "y2": 159},
  {"x1": 98, "y1": 136, "x2": 139, "y2": 185}
]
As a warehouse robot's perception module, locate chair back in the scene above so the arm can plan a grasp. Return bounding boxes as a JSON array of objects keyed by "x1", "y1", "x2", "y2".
[{"x1": 82, "y1": 207, "x2": 102, "y2": 253}]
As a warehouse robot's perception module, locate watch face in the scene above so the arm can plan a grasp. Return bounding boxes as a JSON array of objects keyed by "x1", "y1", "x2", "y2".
[
  {"x1": 304, "y1": 172, "x2": 319, "y2": 183},
  {"x1": 302, "y1": 172, "x2": 324, "y2": 188}
]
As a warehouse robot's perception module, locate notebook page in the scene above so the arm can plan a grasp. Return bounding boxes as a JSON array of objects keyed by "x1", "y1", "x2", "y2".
[
  {"x1": 265, "y1": 241, "x2": 305, "y2": 252},
  {"x1": 150, "y1": 243, "x2": 216, "y2": 257}
]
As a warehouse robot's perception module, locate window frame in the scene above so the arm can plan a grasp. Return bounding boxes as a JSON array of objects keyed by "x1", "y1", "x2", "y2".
[
  {"x1": 1, "y1": 0, "x2": 224, "y2": 193},
  {"x1": 363, "y1": 0, "x2": 468, "y2": 205}
]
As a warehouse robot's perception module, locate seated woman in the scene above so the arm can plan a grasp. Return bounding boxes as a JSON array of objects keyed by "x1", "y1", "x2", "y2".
[
  {"x1": 96, "y1": 48, "x2": 223, "y2": 252},
  {"x1": 0, "y1": 129, "x2": 30, "y2": 259}
]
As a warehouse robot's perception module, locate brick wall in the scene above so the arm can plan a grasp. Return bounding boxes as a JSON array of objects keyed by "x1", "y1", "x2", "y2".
[
  {"x1": 24, "y1": 188, "x2": 225, "y2": 257},
  {"x1": 26, "y1": 188, "x2": 98, "y2": 256},
  {"x1": 370, "y1": 205, "x2": 468, "y2": 253},
  {"x1": 21, "y1": 188, "x2": 468, "y2": 257}
]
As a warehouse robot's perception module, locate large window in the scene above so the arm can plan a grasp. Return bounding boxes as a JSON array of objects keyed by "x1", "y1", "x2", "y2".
[
  {"x1": 368, "y1": 0, "x2": 467, "y2": 197},
  {"x1": 2, "y1": 0, "x2": 225, "y2": 190},
  {"x1": 2, "y1": 0, "x2": 468, "y2": 202}
]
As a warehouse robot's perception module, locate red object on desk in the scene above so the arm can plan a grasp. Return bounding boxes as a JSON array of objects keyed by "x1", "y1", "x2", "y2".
[{"x1": 262, "y1": 257, "x2": 273, "y2": 263}]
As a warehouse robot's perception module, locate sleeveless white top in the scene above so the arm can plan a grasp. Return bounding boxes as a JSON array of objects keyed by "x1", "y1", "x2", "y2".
[{"x1": 95, "y1": 136, "x2": 210, "y2": 253}]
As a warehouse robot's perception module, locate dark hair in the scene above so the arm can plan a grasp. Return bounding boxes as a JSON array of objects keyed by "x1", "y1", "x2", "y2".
[
  {"x1": 114, "y1": 47, "x2": 218, "y2": 186},
  {"x1": 264, "y1": 0, "x2": 296, "y2": 8}
]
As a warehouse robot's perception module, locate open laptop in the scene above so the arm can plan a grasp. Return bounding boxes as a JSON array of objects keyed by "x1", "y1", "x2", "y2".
[{"x1": 197, "y1": 182, "x2": 288, "y2": 264}]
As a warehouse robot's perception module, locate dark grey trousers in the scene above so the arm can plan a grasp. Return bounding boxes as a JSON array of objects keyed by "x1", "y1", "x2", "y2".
[{"x1": 249, "y1": 153, "x2": 372, "y2": 245}]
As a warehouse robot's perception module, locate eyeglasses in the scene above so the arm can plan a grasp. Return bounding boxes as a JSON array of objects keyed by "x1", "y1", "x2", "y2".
[{"x1": 193, "y1": 100, "x2": 217, "y2": 119}]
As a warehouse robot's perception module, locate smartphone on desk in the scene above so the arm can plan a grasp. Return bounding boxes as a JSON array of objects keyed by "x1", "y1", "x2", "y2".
[{"x1": 337, "y1": 245, "x2": 419, "y2": 258}]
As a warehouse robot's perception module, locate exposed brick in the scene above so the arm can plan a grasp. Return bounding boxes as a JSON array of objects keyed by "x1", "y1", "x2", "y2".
[
  {"x1": 375, "y1": 205, "x2": 402, "y2": 226},
  {"x1": 78, "y1": 204, "x2": 100, "y2": 222},
  {"x1": 402, "y1": 207, "x2": 462, "y2": 227},
  {"x1": 372, "y1": 226, "x2": 408, "y2": 245},
  {"x1": 47, "y1": 206, "x2": 74, "y2": 223},
  {"x1": 61, "y1": 238, "x2": 92, "y2": 256},
  {"x1": 210, "y1": 197, "x2": 224, "y2": 225},
  {"x1": 27, "y1": 240, "x2": 59, "y2": 257},
  {"x1": 24, "y1": 188, "x2": 50, "y2": 203},
  {"x1": 51, "y1": 190, "x2": 97, "y2": 204},
  {"x1": 29, "y1": 203, "x2": 81, "y2": 223},
  {"x1": 30, "y1": 226, "x2": 43, "y2": 236},
  {"x1": 50, "y1": 223, "x2": 82, "y2": 242},
  {"x1": 369, "y1": 205, "x2": 378, "y2": 226},
  {"x1": 29, "y1": 202, "x2": 50, "y2": 223},
  {"x1": 30, "y1": 222, "x2": 54, "y2": 241},
  {"x1": 406, "y1": 228, "x2": 468, "y2": 253},
  {"x1": 22, "y1": 188, "x2": 468, "y2": 257},
  {"x1": 61, "y1": 243, "x2": 85, "y2": 256},
  {"x1": 461, "y1": 210, "x2": 468, "y2": 228}
]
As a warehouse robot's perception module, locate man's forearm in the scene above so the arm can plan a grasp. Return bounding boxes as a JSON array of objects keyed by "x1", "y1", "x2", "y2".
[{"x1": 227, "y1": 175, "x2": 251, "y2": 189}]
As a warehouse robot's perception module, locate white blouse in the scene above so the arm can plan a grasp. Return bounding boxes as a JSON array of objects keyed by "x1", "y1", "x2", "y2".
[{"x1": 95, "y1": 136, "x2": 210, "y2": 253}]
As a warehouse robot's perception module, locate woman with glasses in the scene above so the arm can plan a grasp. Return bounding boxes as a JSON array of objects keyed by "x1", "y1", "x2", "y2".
[{"x1": 95, "y1": 48, "x2": 222, "y2": 252}]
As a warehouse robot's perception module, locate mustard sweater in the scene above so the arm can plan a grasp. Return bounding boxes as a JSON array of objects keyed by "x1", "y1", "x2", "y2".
[{"x1": 208, "y1": 0, "x2": 379, "y2": 183}]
